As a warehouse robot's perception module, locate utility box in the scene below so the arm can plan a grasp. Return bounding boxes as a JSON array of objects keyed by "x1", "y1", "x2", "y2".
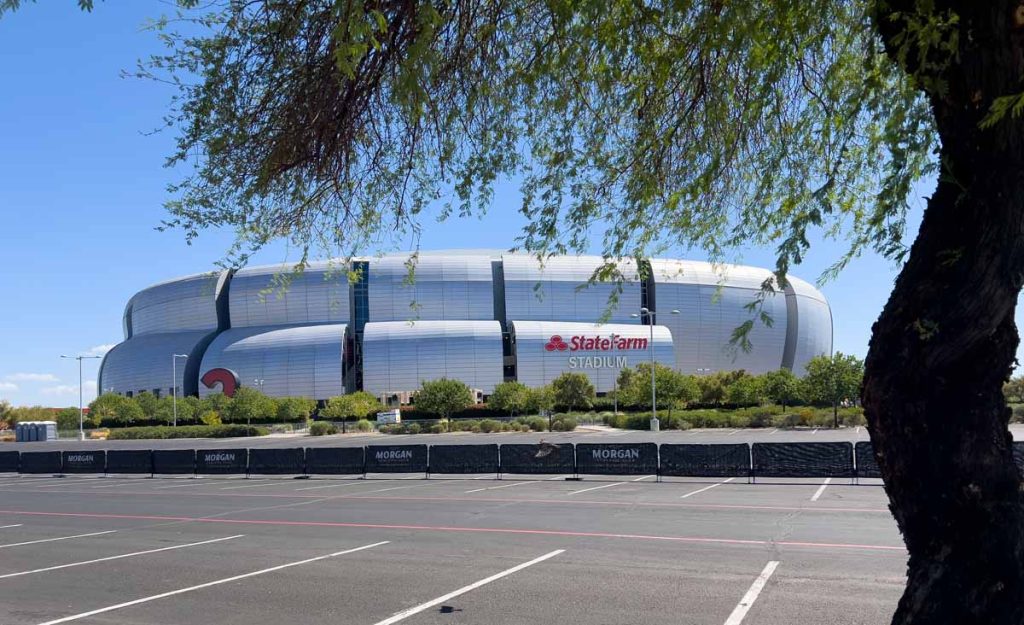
[{"x1": 649, "y1": 417, "x2": 660, "y2": 433}]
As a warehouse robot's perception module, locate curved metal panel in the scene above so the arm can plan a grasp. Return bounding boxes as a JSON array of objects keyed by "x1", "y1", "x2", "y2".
[
  {"x1": 367, "y1": 254, "x2": 494, "y2": 322},
  {"x1": 127, "y1": 272, "x2": 225, "y2": 336},
  {"x1": 501, "y1": 254, "x2": 643, "y2": 324},
  {"x1": 362, "y1": 320, "x2": 503, "y2": 396},
  {"x1": 98, "y1": 330, "x2": 216, "y2": 396},
  {"x1": 650, "y1": 259, "x2": 790, "y2": 374},
  {"x1": 785, "y1": 275, "x2": 833, "y2": 374},
  {"x1": 228, "y1": 261, "x2": 350, "y2": 328},
  {"x1": 511, "y1": 321, "x2": 673, "y2": 392},
  {"x1": 198, "y1": 324, "x2": 346, "y2": 400}
]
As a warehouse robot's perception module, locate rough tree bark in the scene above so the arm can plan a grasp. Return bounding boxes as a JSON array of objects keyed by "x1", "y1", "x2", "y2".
[{"x1": 864, "y1": 2, "x2": 1024, "y2": 623}]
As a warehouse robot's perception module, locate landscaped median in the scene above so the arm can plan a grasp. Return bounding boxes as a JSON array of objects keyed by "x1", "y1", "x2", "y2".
[{"x1": 106, "y1": 424, "x2": 269, "y2": 440}]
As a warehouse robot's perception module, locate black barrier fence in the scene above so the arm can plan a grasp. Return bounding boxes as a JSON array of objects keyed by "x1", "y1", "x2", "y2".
[
  {"x1": 196, "y1": 448, "x2": 248, "y2": 475},
  {"x1": 576, "y1": 443, "x2": 659, "y2": 475},
  {"x1": 305, "y1": 446, "x2": 364, "y2": 475},
  {"x1": 855, "y1": 442, "x2": 882, "y2": 479},
  {"x1": 20, "y1": 451, "x2": 61, "y2": 474},
  {"x1": 0, "y1": 451, "x2": 19, "y2": 473},
  {"x1": 429, "y1": 444, "x2": 499, "y2": 474},
  {"x1": 499, "y1": 443, "x2": 576, "y2": 475},
  {"x1": 752, "y1": 442, "x2": 855, "y2": 478},
  {"x1": 61, "y1": 450, "x2": 106, "y2": 474},
  {"x1": 366, "y1": 445, "x2": 428, "y2": 474},
  {"x1": 1, "y1": 442, "x2": 896, "y2": 479},
  {"x1": 659, "y1": 444, "x2": 750, "y2": 478},
  {"x1": 106, "y1": 450, "x2": 153, "y2": 474},
  {"x1": 249, "y1": 448, "x2": 305, "y2": 475},
  {"x1": 153, "y1": 449, "x2": 196, "y2": 475}
]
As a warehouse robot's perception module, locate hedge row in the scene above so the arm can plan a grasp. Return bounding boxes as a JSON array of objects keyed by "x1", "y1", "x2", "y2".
[
  {"x1": 380, "y1": 415, "x2": 578, "y2": 435},
  {"x1": 603, "y1": 406, "x2": 866, "y2": 430},
  {"x1": 107, "y1": 425, "x2": 270, "y2": 440}
]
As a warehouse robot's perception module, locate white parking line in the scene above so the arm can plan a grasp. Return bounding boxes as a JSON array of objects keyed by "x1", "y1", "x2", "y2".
[
  {"x1": 465, "y1": 481, "x2": 531, "y2": 493},
  {"x1": 219, "y1": 481, "x2": 279, "y2": 491},
  {"x1": 630, "y1": 475, "x2": 653, "y2": 482},
  {"x1": 680, "y1": 478, "x2": 735, "y2": 499},
  {"x1": 152, "y1": 480, "x2": 228, "y2": 490},
  {"x1": 723, "y1": 560, "x2": 780, "y2": 625},
  {"x1": 0, "y1": 530, "x2": 116, "y2": 550},
  {"x1": 812, "y1": 428, "x2": 819, "y2": 435},
  {"x1": 36, "y1": 541, "x2": 389, "y2": 625},
  {"x1": 371, "y1": 549, "x2": 564, "y2": 625},
  {"x1": 90, "y1": 480, "x2": 147, "y2": 489},
  {"x1": 767, "y1": 429, "x2": 778, "y2": 435},
  {"x1": 293, "y1": 481, "x2": 367, "y2": 492},
  {"x1": 0, "y1": 524, "x2": 23, "y2": 529},
  {"x1": 345, "y1": 484, "x2": 424, "y2": 495},
  {"x1": 726, "y1": 429, "x2": 741, "y2": 436},
  {"x1": 810, "y1": 478, "x2": 832, "y2": 502},
  {"x1": 567, "y1": 482, "x2": 624, "y2": 495},
  {"x1": 0, "y1": 535, "x2": 244, "y2": 580}
]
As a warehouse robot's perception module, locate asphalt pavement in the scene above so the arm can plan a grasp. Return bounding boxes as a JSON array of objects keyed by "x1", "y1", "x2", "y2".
[{"x1": 0, "y1": 448, "x2": 906, "y2": 625}]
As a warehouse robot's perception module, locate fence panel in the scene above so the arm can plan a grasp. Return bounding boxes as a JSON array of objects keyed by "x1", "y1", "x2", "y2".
[
  {"x1": 106, "y1": 450, "x2": 153, "y2": 474},
  {"x1": 659, "y1": 444, "x2": 750, "y2": 478},
  {"x1": 152, "y1": 449, "x2": 196, "y2": 475},
  {"x1": 752, "y1": 442, "x2": 855, "y2": 478},
  {"x1": 196, "y1": 449, "x2": 248, "y2": 475},
  {"x1": 19, "y1": 451, "x2": 61, "y2": 474},
  {"x1": 304, "y1": 447, "x2": 364, "y2": 475},
  {"x1": 365, "y1": 445, "x2": 428, "y2": 474},
  {"x1": 753, "y1": 438, "x2": 856, "y2": 477},
  {"x1": 575, "y1": 443, "x2": 658, "y2": 476},
  {"x1": 854, "y1": 441, "x2": 883, "y2": 479},
  {"x1": 61, "y1": 450, "x2": 106, "y2": 474},
  {"x1": 429, "y1": 445, "x2": 499, "y2": 474},
  {"x1": 499, "y1": 443, "x2": 575, "y2": 475},
  {"x1": 0, "y1": 451, "x2": 19, "y2": 473},
  {"x1": 248, "y1": 448, "x2": 305, "y2": 475}
]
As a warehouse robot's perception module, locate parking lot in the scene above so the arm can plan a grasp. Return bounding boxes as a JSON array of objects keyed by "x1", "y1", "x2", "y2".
[{"x1": 0, "y1": 428, "x2": 906, "y2": 625}]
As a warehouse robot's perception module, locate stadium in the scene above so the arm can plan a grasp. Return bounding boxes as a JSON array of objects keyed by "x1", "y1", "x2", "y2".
[{"x1": 97, "y1": 251, "x2": 833, "y2": 404}]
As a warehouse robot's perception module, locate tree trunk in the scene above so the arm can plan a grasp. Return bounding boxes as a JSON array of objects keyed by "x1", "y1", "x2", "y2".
[
  {"x1": 865, "y1": 4, "x2": 1024, "y2": 622},
  {"x1": 833, "y1": 400, "x2": 838, "y2": 430}
]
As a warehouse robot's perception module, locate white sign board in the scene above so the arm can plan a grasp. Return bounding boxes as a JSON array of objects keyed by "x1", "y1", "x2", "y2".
[{"x1": 376, "y1": 409, "x2": 401, "y2": 424}]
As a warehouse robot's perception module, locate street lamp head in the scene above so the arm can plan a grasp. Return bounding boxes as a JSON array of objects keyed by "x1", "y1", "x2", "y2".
[
  {"x1": 173, "y1": 354, "x2": 189, "y2": 358},
  {"x1": 630, "y1": 313, "x2": 640, "y2": 318},
  {"x1": 60, "y1": 354, "x2": 70, "y2": 359},
  {"x1": 671, "y1": 309, "x2": 680, "y2": 314},
  {"x1": 640, "y1": 307, "x2": 650, "y2": 314}
]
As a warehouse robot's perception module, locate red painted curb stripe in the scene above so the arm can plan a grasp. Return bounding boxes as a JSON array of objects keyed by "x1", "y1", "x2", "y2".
[{"x1": 0, "y1": 509, "x2": 906, "y2": 553}]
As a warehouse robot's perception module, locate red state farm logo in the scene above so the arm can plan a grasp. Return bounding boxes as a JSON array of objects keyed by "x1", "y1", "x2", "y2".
[
  {"x1": 201, "y1": 368, "x2": 241, "y2": 397},
  {"x1": 544, "y1": 334, "x2": 648, "y2": 352},
  {"x1": 545, "y1": 335, "x2": 569, "y2": 351}
]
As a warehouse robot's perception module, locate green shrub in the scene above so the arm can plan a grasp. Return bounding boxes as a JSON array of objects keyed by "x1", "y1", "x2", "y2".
[
  {"x1": 774, "y1": 413, "x2": 802, "y2": 428},
  {"x1": 200, "y1": 410, "x2": 222, "y2": 426},
  {"x1": 107, "y1": 425, "x2": 268, "y2": 440},
  {"x1": 551, "y1": 416, "x2": 578, "y2": 431},
  {"x1": 479, "y1": 419, "x2": 503, "y2": 433},
  {"x1": 353, "y1": 419, "x2": 374, "y2": 432},
  {"x1": 429, "y1": 423, "x2": 445, "y2": 433},
  {"x1": 405, "y1": 423, "x2": 422, "y2": 434},
  {"x1": 309, "y1": 421, "x2": 338, "y2": 436}
]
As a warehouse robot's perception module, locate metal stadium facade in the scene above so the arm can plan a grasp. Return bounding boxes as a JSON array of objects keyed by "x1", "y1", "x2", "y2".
[{"x1": 98, "y1": 251, "x2": 833, "y2": 403}]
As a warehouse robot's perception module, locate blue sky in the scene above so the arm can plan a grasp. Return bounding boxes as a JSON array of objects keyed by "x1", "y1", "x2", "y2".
[{"x1": 0, "y1": 2, "x2": 997, "y2": 407}]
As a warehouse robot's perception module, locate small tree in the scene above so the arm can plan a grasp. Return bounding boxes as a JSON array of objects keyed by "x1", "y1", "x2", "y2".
[
  {"x1": 133, "y1": 391, "x2": 160, "y2": 420},
  {"x1": 803, "y1": 353, "x2": 864, "y2": 429},
  {"x1": 761, "y1": 369, "x2": 803, "y2": 410},
  {"x1": 55, "y1": 407, "x2": 80, "y2": 431},
  {"x1": 223, "y1": 387, "x2": 277, "y2": 426},
  {"x1": 550, "y1": 372, "x2": 595, "y2": 414},
  {"x1": 488, "y1": 381, "x2": 530, "y2": 417},
  {"x1": 88, "y1": 393, "x2": 143, "y2": 427},
  {"x1": 725, "y1": 374, "x2": 766, "y2": 407},
  {"x1": 525, "y1": 385, "x2": 556, "y2": 418},
  {"x1": 201, "y1": 392, "x2": 232, "y2": 416},
  {"x1": 276, "y1": 397, "x2": 317, "y2": 423},
  {"x1": 321, "y1": 392, "x2": 382, "y2": 432},
  {"x1": 414, "y1": 379, "x2": 473, "y2": 431},
  {"x1": 1003, "y1": 376, "x2": 1024, "y2": 404}
]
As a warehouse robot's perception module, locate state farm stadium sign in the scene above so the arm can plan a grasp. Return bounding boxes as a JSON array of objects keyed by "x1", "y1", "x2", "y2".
[{"x1": 544, "y1": 334, "x2": 647, "y2": 369}]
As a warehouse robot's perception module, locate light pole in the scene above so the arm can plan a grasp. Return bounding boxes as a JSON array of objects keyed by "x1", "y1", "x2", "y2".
[
  {"x1": 60, "y1": 354, "x2": 102, "y2": 441},
  {"x1": 172, "y1": 354, "x2": 189, "y2": 427},
  {"x1": 630, "y1": 307, "x2": 680, "y2": 430},
  {"x1": 252, "y1": 379, "x2": 265, "y2": 428}
]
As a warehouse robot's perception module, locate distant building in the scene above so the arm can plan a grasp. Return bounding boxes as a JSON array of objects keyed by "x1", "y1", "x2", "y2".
[{"x1": 98, "y1": 251, "x2": 832, "y2": 403}]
